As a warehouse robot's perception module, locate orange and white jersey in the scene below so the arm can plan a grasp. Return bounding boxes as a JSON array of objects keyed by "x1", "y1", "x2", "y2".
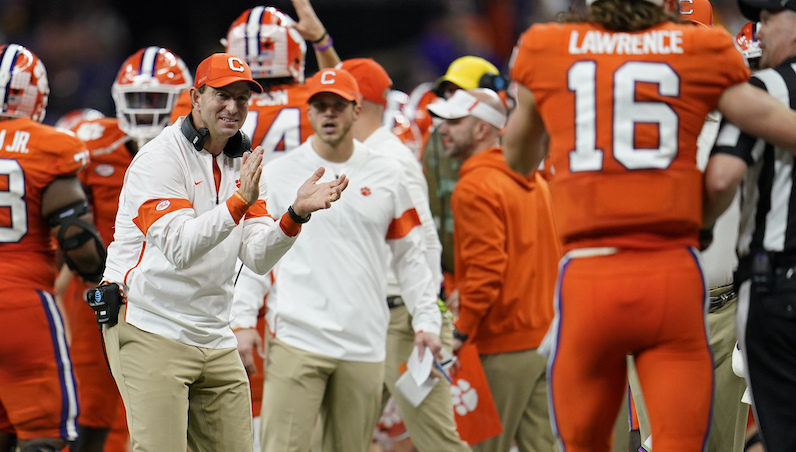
[
  {"x1": 72, "y1": 117, "x2": 133, "y2": 245},
  {"x1": 0, "y1": 118, "x2": 89, "y2": 291},
  {"x1": 170, "y1": 84, "x2": 314, "y2": 164},
  {"x1": 510, "y1": 21, "x2": 749, "y2": 250}
]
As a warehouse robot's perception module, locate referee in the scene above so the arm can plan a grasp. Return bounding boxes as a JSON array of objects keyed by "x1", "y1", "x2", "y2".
[{"x1": 704, "y1": 0, "x2": 796, "y2": 449}]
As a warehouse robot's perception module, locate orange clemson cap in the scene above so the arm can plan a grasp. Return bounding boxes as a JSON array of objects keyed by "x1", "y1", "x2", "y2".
[
  {"x1": 338, "y1": 58, "x2": 392, "y2": 106},
  {"x1": 194, "y1": 53, "x2": 263, "y2": 93},
  {"x1": 680, "y1": 0, "x2": 714, "y2": 26},
  {"x1": 306, "y1": 68, "x2": 361, "y2": 104}
]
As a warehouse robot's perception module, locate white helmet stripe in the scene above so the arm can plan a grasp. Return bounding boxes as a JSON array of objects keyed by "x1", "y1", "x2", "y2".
[
  {"x1": 0, "y1": 44, "x2": 23, "y2": 112},
  {"x1": 246, "y1": 6, "x2": 266, "y2": 63},
  {"x1": 140, "y1": 46, "x2": 160, "y2": 79}
]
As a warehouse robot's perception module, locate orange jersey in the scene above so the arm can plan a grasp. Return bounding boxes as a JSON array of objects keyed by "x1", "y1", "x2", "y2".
[
  {"x1": 171, "y1": 84, "x2": 314, "y2": 164},
  {"x1": 0, "y1": 118, "x2": 89, "y2": 292},
  {"x1": 510, "y1": 22, "x2": 749, "y2": 250},
  {"x1": 72, "y1": 117, "x2": 133, "y2": 245}
]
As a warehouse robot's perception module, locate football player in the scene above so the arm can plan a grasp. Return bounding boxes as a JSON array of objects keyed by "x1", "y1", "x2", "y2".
[
  {"x1": 504, "y1": 0, "x2": 796, "y2": 449},
  {"x1": 0, "y1": 43, "x2": 105, "y2": 452}
]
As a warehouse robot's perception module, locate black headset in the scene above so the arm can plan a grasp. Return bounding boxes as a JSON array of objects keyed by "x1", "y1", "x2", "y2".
[
  {"x1": 180, "y1": 113, "x2": 251, "y2": 158},
  {"x1": 479, "y1": 73, "x2": 509, "y2": 92}
]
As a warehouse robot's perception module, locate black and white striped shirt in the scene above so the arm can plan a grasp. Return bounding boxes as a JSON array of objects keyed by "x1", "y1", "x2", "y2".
[{"x1": 713, "y1": 56, "x2": 796, "y2": 258}]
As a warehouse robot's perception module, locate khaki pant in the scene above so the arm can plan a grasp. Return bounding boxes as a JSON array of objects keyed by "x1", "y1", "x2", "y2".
[
  {"x1": 260, "y1": 339, "x2": 384, "y2": 452},
  {"x1": 103, "y1": 305, "x2": 252, "y2": 452},
  {"x1": 473, "y1": 349, "x2": 557, "y2": 452},
  {"x1": 383, "y1": 304, "x2": 470, "y2": 451}
]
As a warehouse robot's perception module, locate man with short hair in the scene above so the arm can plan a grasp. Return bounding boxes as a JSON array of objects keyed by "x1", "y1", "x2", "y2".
[
  {"x1": 430, "y1": 88, "x2": 560, "y2": 452},
  {"x1": 100, "y1": 53, "x2": 347, "y2": 451},
  {"x1": 341, "y1": 57, "x2": 471, "y2": 452},
  {"x1": 704, "y1": 0, "x2": 796, "y2": 449},
  {"x1": 257, "y1": 67, "x2": 443, "y2": 452}
]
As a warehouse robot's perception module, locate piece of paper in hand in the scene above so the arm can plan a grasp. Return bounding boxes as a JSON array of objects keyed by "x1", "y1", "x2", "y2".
[
  {"x1": 395, "y1": 371, "x2": 439, "y2": 408},
  {"x1": 407, "y1": 345, "x2": 433, "y2": 386}
]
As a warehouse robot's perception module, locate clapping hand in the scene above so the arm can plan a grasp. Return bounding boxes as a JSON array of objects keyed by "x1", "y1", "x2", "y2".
[
  {"x1": 239, "y1": 147, "x2": 264, "y2": 204},
  {"x1": 291, "y1": 167, "x2": 349, "y2": 218}
]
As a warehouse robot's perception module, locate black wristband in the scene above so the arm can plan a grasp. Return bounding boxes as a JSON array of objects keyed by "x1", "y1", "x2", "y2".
[
  {"x1": 288, "y1": 205, "x2": 311, "y2": 223},
  {"x1": 310, "y1": 31, "x2": 328, "y2": 44},
  {"x1": 453, "y1": 327, "x2": 469, "y2": 342}
]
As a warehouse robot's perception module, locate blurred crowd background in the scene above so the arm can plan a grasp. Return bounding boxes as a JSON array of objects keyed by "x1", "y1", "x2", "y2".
[{"x1": 1, "y1": 0, "x2": 749, "y2": 126}]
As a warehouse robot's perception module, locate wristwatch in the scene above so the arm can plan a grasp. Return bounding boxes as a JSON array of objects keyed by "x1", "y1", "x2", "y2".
[{"x1": 288, "y1": 205, "x2": 311, "y2": 223}]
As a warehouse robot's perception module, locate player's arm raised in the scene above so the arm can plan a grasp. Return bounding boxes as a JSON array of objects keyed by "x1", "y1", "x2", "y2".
[
  {"x1": 502, "y1": 83, "x2": 548, "y2": 175},
  {"x1": 290, "y1": 0, "x2": 340, "y2": 69}
]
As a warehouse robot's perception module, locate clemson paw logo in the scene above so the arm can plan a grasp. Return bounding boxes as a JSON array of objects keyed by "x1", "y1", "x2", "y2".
[
  {"x1": 361, "y1": 187, "x2": 371, "y2": 196},
  {"x1": 450, "y1": 379, "x2": 478, "y2": 416},
  {"x1": 76, "y1": 122, "x2": 105, "y2": 141}
]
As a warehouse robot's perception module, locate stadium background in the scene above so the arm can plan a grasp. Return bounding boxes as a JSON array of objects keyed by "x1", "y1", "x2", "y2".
[{"x1": 1, "y1": 0, "x2": 747, "y2": 126}]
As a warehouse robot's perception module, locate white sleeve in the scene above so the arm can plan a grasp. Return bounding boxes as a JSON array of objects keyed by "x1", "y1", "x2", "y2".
[
  {"x1": 389, "y1": 178, "x2": 441, "y2": 336},
  {"x1": 403, "y1": 156, "x2": 443, "y2": 290},
  {"x1": 126, "y1": 152, "x2": 296, "y2": 271},
  {"x1": 237, "y1": 176, "x2": 299, "y2": 274}
]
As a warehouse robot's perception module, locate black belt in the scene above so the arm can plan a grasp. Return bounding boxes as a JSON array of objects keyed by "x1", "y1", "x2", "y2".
[
  {"x1": 736, "y1": 252, "x2": 796, "y2": 283},
  {"x1": 708, "y1": 285, "x2": 736, "y2": 313},
  {"x1": 387, "y1": 295, "x2": 404, "y2": 309}
]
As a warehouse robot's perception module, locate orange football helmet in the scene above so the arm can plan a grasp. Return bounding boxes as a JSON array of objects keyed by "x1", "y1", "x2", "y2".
[
  {"x1": 223, "y1": 6, "x2": 307, "y2": 83},
  {"x1": 680, "y1": 0, "x2": 713, "y2": 26},
  {"x1": 111, "y1": 46, "x2": 192, "y2": 142},
  {"x1": 736, "y1": 22, "x2": 761, "y2": 70},
  {"x1": 0, "y1": 43, "x2": 49, "y2": 122}
]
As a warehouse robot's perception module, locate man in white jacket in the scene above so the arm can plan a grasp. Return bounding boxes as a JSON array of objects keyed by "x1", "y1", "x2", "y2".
[
  {"x1": 341, "y1": 57, "x2": 471, "y2": 451},
  {"x1": 99, "y1": 53, "x2": 347, "y2": 452},
  {"x1": 252, "y1": 67, "x2": 443, "y2": 452}
]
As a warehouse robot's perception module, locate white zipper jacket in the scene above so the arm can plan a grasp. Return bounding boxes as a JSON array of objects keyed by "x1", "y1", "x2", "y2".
[{"x1": 102, "y1": 118, "x2": 299, "y2": 349}]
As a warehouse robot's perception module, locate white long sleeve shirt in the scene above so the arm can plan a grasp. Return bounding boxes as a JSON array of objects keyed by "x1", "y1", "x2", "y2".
[
  {"x1": 103, "y1": 118, "x2": 298, "y2": 349},
  {"x1": 251, "y1": 137, "x2": 441, "y2": 362},
  {"x1": 364, "y1": 126, "x2": 443, "y2": 296}
]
